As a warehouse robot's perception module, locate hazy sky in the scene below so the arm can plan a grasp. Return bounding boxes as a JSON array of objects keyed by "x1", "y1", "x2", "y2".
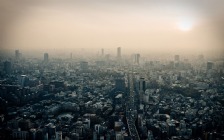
[{"x1": 0, "y1": 0, "x2": 224, "y2": 56}]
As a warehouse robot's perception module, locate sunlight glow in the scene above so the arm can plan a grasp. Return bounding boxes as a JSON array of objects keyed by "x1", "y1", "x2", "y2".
[{"x1": 178, "y1": 20, "x2": 193, "y2": 31}]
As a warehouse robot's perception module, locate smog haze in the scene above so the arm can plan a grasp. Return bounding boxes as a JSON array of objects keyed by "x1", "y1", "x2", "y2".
[{"x1": 0, "y1": 0, "x2": 224, "y2": 57}]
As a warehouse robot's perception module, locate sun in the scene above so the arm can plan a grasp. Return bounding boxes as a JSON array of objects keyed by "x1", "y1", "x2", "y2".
[{"x1": 177, "y1": 20, "x2": 193, "y2": 31}]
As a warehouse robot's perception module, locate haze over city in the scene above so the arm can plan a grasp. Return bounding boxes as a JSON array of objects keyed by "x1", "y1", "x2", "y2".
[
  {"x1": 1, "y1": 1, "x2": 224, "y2": 140},
  {"x1": 0, "y1": 0, "x2": 224, "y2": 57}
]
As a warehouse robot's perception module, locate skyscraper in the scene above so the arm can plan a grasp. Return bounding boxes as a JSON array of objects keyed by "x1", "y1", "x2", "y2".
[
  {"x1": 80, "y1": 61, "x2": 88, "y2": 71},
  {"x1": 15, "y1": 50, "x2": 20, "y2": 60},
  {"x1": 174, "y1": 55, "x2": 180, "y2": 62},
  {"x1": 139, "y1": 77, "x2": 146, "y2": 104},
  {"x1": 105, "y1": 54, "x2": 110, "y2": 61},
  {"x1": 207, "y1": 61, "x2": 214, "y2": 70},
  {"x1": 101, "y1": 48, "x2": 104, "y2": 56},
  {"x1": 139, "y1": 78, "x2": 146, "y2": 92},
  {"x1": 18, "y1": 75, "x2": 29, "y2": 87},
  {"x1": 4, "y1": 61, "x2": 12, "y2": 74},
  {"x1": 70, "y1": 53, "x2": 73, "y2": 59},
  {"x1": 44, "y1": 53, "x2": 49, "y2": 62},
  {"x1": 15, "y1": 50, "x2": 22, "y2": 60},
  {"x1": 135, "y1": 53, "x2": 140, "y2": 65},
  {"x1": 117, "y1": 47, "x2": 121, "y2": 59}
]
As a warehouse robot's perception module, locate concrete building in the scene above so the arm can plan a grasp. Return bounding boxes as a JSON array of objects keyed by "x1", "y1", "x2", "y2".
[
  {"x1": 117, "y1": 47, "x2": 121, "y2": 59},
  {"x1": 4, "y1": 61, "x2": 12, "y2": 74},
  {"x1": 80, "y1": 61, "x2": 88, "y2": 71},
  {"x1": 44, "y1": 53, "x2": 49, "y2": 63},
  {"x1": 207, "y1": 61, "x2": 214, "y2": 70},
  {"x1": 174, "y1": 55, "x2": 180, "y2": 62}
]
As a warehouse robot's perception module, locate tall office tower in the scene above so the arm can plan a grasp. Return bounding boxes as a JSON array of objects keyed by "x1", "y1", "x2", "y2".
[
  {"x1": 93, "y1": 131, "x2": 97, "y2": 140},
  {"x1": 174, "y1": 55, "x2": 180, "y2": 62},
  {"x1": 115, "y1": 132, "x2": 123, "y2": 140},
  {"x1": 106, "y1": 133, "x2": 111, "y2": 140},
  {"x1": 101, "y1": 49, "x2": 104, "y2": 56},
  {"x1": 30, "y1": 129, "x2": 36, "y2": 140},
  {"x1": 135, "y1": 53, "x2": 140, "y2": 65},
  {"x1": 70, "y1": 53, "x2": 73, "y2": 59},
  {"x1": 143, "y1": 92, "x2": 149, "y2": 103},
  {"x1": 148, "y1": 130, "x2": 154, "y2": 140},
  {"x1": 139, "y1": 78, "x2": 146, "y2": 92},
  {"x1": 18, "y1": 75, "x2": 29, "y2": 87},
  {"x1": 207, "y1": 61, "x2": 214, "y2": 70},
  {"x1": 44, "y1": 53, "x2": 49, "y2": 62},
  {"x1": 56, "y1": 131, "x2": 62, "y2": 140},
  {"x1": 139, "y1": 78, "x2": 146, "y2": 104},
  {"x1": 15, "y1": 50, "x2": 20, "y2": 59},
  {"x1": 4, "y1": 61, "x2": 12, "y2": 74},
  {"x1": 117, "y1": 47, "x2": 121, "y2": 59},
  {"x1": 36, "y1": 129, "x2": 44, "y2": 140}
]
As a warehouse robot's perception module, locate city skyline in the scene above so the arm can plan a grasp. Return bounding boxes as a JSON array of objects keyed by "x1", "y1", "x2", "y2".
[
  {"x1": 0, "y1": 0, "x2": 224, "y2": 56},
  {"x1": 1, "y1": 1, "x2": 224, "y2": 139},
  {"x1": 0, "y1": 46, "x2": 223, "y2": 140}
]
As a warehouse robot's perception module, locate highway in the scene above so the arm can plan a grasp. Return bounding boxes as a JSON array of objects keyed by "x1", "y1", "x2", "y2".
[{"x1": 126, "y1": 72, "x2": 140, "y2": 140}]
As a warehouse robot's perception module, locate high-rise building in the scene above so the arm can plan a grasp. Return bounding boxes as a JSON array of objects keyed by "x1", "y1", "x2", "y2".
[
  {"x1": 139, "y1": 78, "x2": 146, "y2": 104},
  {"x1": 148, "y1": 130, "x2": 153, "y2": 140},
  {"x1": 207, "y1": 61, "x2": 214, "y2": 70},
  {"x1": 143, "y1": 92, "x2": 149, "y2": 103},
  {"x1": 44, "y1": 53, "x2": 49, "y2": 62},
  {"x1": 70, "y1": 53, "x2": 73, "y2": 59},
  {"x1": 106, "y1": 133, "x2": 111, "y2": 140},
  {"x1": 46, "y1": 123, "x2": 56, "y2": 139},
  {"x1": 18, "y1": 75, "x2": 29, "y2": 87},
  {"x1": 117, "y1": 47, "x2": 121, "y2": 59},
  {"x1": 56, "y1": 131, "x2": 62, "y2": 140},
  {"x1": 30, "y1": 129, "x2": 36, "y2": 140},
  {"x1": 135, "y1": 54, "x2": 140, "y2": 65},
  {"x1": 139, "y1": 78, "x2": 146, "y2": 92},
  {"x1": 80, "y1": 61, "x2": 88, "y2": 71},
  {"x1": 93, "y1": 131, "x2": 97, "y2": 140},
  {"x1": 115, "y1": 132, "x2": 123, "y2": 140},
  {"x1": 101, "y1": 49, "x2": 104, "y2": 56},
  {"x1": 174, "y1": 55, "x2": 180, "y2": 62},
  {"x1": 36, "y1": 129, "x2": 44, "y2": 140},
  {"x1": 15, "y1": 50, "x2": 20, "y2": 60},
  {"x1": 105, "y1": 54, "x2": 110, "y2": 61},
  {"x1": 4, "y1": 61, "x2": 12, "y2": 74}
]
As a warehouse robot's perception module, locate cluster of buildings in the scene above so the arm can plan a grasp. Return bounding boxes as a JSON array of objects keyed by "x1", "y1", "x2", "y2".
[
  {"x1": 131, "y1": 54, "x2": 224, "y2": 140},
  {"x1": 0, "y1": 49, "x2": 223, "y2": 140}
]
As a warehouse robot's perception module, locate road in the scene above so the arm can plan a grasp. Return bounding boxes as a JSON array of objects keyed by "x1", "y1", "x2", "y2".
[{"x1": 126, "y1": 72, "x2": 140, "y2": 140}]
